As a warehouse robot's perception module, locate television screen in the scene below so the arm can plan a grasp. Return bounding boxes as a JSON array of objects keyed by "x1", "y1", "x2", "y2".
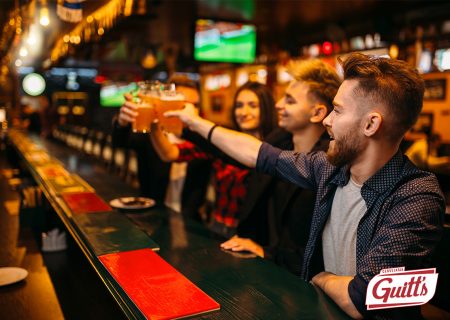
[
  {"x1": 100, "y1": 82, "x2": 137, "y2": 107},
  {"x1": 435, "y1": 48, "x2": 450, "y2": 71},
  {"x1": 194, "y1": 19, "x2": 256, "y2": 63}
]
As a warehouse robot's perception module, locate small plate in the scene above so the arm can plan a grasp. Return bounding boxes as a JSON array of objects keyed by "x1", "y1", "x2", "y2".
[
  {"x1": 109, "y1": 197, "x2": 156, "y2": 210},
  {"x1": 0, "y1": 267, "x2": 28, "y2": 286}
]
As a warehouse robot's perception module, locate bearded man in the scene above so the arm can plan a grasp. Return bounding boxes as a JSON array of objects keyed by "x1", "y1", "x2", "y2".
[{"x1": 164, "y1": 53, "x2": 445, "y2": 319}]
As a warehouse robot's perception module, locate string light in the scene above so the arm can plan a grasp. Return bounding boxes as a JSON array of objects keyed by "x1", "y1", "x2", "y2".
[
  {"x1": 39, "y1": 7, "x2": 50, "y2": 26},
  {"x1": 19, "y1": 47, "x2": 28, "y2": 57},
  {"x1": 51, "y1": 0, "x2": 128, "y2": 62}
]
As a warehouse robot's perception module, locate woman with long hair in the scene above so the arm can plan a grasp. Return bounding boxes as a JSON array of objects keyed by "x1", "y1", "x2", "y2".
[{"x1": 120, "y1": 81, "x2": 277, "y2": 237}]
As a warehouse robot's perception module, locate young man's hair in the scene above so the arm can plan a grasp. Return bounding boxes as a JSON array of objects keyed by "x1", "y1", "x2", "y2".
[
  {"x1": 288, "y1": 59, "x2": 342, "y2": 112},
  {"x1": 339, "y1": 53, "x2": 425, "y2": 142}
]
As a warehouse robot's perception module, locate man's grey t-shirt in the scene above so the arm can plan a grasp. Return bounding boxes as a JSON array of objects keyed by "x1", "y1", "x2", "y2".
[{"x1": 322, "y1": 178, "x2": 367, "y2": 276}]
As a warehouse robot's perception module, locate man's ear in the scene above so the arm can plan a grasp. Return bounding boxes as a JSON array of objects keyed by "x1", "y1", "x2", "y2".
[
  {"x1": 310, "y1": 104, "x2": 328, "y2": 124},
  {"x1": 364, "y1": 112, "x2": 383, "y2": 137}
]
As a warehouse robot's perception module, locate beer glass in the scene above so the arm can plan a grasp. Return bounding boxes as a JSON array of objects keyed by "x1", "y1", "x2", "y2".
[
  {"x1": 154, "y1": 83, "x2": 185, "y2": 136},
  {"x1": 132, "y1": 81, "x2": 158, "y2": 133}
]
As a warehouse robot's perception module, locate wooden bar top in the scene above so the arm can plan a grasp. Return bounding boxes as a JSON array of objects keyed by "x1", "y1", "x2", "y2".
[{"x1": 8, "y1": 130, "x2": 350, "y2": 320}]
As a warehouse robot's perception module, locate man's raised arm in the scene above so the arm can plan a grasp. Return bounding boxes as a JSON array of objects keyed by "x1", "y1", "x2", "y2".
[{"x1": 165, "y1": 105, "x2": 262, "y2": 168}]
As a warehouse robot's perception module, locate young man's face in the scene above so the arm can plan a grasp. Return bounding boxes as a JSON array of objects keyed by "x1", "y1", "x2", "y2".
[
  {"x1": 275, "y1": 81, "x2": 314, "y2": 133},
  {"x1": 323, "y1": 80, "x2": 366, "y2": 167}
]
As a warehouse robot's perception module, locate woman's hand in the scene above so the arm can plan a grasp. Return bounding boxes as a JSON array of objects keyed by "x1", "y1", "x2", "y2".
[
  {"x1": 117, "y1": 93, "x2": 138, "y2": 127},
  {"x1": 164, "y1": 103, "x2": 200, "y2": 130},
  {"x1": 220, "y1": 236, "x2": 264, "y2": 258}
]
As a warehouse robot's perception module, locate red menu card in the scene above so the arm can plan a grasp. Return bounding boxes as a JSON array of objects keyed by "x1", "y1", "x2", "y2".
[
  {"x1": 99, "y1": 248, "x2": 220, "y2": 319},
  {"x1": 61, "y1": 192, "x2": 112, "y2": 214}
]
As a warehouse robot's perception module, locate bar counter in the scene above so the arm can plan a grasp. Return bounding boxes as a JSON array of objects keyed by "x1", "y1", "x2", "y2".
[{"x1": 8, "y1": 129, "x2": 350, "y2": 320}]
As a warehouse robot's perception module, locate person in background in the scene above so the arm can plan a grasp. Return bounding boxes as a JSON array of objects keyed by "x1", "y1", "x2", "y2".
[
  {"x1": 22, "y1": 103, "x2": 41, "y2": 134},
  {"x1": 141, "y1": 81, "x2": 277, "y2": 237},
  {"x1": 37, "y1": 95, "x2": 56, "y2": 138},
  {"x1": 164, "y1": 53, "x2": 444, "y2": 319},
  {"x1": 220, "y1": 60, "x2": 341, "y2": 275},
  {"x1": 113, "y1": 75, "x2": 211, "y2": 221},
  {"x1": 405, "y1": 131, "x2": 450, "y2": 173}
]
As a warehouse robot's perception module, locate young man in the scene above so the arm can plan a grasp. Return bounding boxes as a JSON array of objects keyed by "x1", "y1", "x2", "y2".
[
  {"x1": 165, "y1": 54, "x2": 445, "y2": 319},
  {"x1": 221, "y1": 60, "x2": 341, "y2": 275}
]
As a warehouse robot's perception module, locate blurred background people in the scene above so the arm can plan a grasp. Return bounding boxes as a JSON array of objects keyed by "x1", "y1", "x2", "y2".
[
  {"x1": 405, "y1": 131, "x2": 450, "y2": 173},
  {"x1": 21, "y1": 103, "x2": 41, "y2": 134}
]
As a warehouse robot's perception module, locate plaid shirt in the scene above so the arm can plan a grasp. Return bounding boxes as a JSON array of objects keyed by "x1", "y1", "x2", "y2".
[
  {"x1": 177, "y1": 140, "x2": 249, "y2": 231},
  {"x1": 257, "y1": 143, "x2": 445, "y2": 319}
]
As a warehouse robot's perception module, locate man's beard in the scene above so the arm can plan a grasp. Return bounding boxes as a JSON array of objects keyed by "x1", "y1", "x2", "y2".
[{"x1": 326, "y1": 129, "x2": 364, "y2": 167}]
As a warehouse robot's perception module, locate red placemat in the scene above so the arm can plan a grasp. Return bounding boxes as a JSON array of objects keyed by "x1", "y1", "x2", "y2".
[
  {"x1": 61, "y1": 192, "x2": 112, "y2": 214},
  {"x1": 99, "y1": 248, "x2": 220, "y2": 320}
]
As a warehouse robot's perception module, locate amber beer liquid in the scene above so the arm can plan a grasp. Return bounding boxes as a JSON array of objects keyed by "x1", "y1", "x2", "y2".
[
  {"x1": 132, "y1": 96, "x2": 156, "y2": 133},
  {"x1": 156, "y1": 94, "x2": 185, "y2": 135}
]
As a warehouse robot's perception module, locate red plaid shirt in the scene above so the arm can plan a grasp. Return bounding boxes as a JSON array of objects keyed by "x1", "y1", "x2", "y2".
[{"x1": 177, "y1": 140, "x2": 249, "y2": 228}]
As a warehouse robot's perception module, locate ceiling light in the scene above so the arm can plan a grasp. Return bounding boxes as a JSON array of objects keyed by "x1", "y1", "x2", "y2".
[{"x1": 19, "y1": 47, "x2": 28, "y2": 57}]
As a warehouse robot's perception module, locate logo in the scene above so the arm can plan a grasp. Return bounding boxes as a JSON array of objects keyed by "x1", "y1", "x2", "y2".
[{"x1": 366, "y1": 267, "x2": 438, "y2": 310}]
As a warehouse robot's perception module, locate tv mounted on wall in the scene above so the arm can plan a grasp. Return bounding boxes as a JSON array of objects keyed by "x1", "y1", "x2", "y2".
[
  {"x1": 194, "y1": 19, "x2": 256, "y2": 64},
  {"x1": 100, "y1": 82, "x2": 137, "y2": 107}
]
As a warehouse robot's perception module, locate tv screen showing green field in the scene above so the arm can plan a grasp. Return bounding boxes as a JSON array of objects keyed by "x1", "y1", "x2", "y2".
[
  {"x1": 100, "y1": 82, "x2": 137, "y2": 107},
  {"x1": 194, "y1": 20, "x2": 256, "y2": 63}
]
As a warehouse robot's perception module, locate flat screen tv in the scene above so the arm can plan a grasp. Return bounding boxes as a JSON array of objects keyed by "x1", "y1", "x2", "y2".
[
  {"x1": 435, "y1": 48, "x2": 450, "y2": 71},
  {"x1": 194, "y1": 19, "x2": 256, "y2": 63},
  {"x1": 100, "y1": 82, "x2": 137, "y2": 107}
]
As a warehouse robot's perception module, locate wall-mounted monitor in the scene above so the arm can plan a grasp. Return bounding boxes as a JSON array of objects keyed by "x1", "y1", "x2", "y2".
[
  {"x1": 100, "y1": 82, "x2": 137, "y2": 107},
  {"x1": 194, "y1": 19, "x2": 256, "y2": 63},
  {"x1": 435, "y1": 48, "x2": 450, "y2": 71}
]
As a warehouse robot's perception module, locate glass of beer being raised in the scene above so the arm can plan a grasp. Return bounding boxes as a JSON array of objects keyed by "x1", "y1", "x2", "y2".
[
  {"x1": 132, "y1": 81, "x2": 158, "y2": 133},
  {"x1": 155, "y1": 84, "x2": 186, "y2": 136}
]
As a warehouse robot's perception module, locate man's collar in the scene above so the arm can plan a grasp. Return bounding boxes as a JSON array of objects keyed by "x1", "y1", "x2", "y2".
[
  {"x1": 330, "y1": 150, "x2": 404, "y2": 192},
  {"x1": 362, "y1": 151, "x2": 404, "y2": 194}
]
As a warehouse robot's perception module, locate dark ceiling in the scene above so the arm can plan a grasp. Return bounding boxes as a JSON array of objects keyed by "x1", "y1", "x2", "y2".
[{"x1": 1, "y1": 0, "x2": 450, "y2": 66}]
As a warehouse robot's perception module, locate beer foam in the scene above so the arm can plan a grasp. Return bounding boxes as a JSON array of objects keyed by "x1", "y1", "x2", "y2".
[{"x1": 160, "y1": 93, "x2": 184, "y2": 101}]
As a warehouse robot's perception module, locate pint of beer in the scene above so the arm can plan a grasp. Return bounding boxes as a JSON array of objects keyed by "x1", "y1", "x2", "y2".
[
  {"x1": 132, "y1": 82, "x2": 158, "y2": 133},
  {"x1": 132, "y1": 103, "x2": 155, "y2": 133},
  {"x1": 156, "y1": 93, "x2": 185, "y2": 136}
]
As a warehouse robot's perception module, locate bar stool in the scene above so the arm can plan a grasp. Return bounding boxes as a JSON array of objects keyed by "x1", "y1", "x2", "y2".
[
  {"x1": 101, "y1": 134, "x2": 114, "y2": 170},
  {"x1": 113, "y1": 147, "x2": 128, "y2": 178},
  {"x1": 83, "y1": 129, "x2": 96, "y2": 155},
  {"x1": 74, "y1": 127, "x2": 89, "y2": 151},
  {"x1": 92, "y1": 131, "x2": 105, "y2": 159},
  {"x1": 126, "y1": 150, "x2": 139, "y2": 187}
]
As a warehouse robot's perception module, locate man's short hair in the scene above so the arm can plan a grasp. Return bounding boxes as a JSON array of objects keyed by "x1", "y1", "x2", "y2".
[
  {"x1": 339, "y1": 53, "x2": 425, "y2": 142},
  {"x1": 288, "y1": 59, "x2": 342, "y2": 112}
]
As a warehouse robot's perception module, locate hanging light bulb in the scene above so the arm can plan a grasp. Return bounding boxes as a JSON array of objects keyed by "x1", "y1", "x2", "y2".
[
  {"x1": 27, "y1": 35, "x2": 36, "y2": 45},
  {"x1": 19, "y1": 47, "x2": 28, "y2": 57},
  {"x1": 40, "y1": 7, "x2": 50, "y2": 26}
]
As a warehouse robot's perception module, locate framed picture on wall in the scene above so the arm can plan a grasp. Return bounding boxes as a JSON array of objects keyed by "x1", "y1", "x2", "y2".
[{"x1": 424, "y1": 79, "x2": 446, "y2": 100}]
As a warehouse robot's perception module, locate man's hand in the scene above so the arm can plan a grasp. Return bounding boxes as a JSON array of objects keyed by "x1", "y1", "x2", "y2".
[
  {"x1": 220, "y1": 236, "x2": 264, "y2": 258},
  {"x1": 117, "y1": 93, "x2": 138, "y2": 127},
  {"x1": 164, "y1": 103, "x2": 200, "y2": 130},
  {"x1": 311, "y1": 272, "x2": 363, "y2": 319}
]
